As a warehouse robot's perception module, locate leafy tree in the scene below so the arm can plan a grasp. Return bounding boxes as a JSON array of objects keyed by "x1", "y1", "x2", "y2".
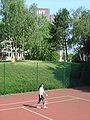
[
  {"x1": 0, "y1": 0, "x2": 29, "y2": 59},
  {"x1": 50, "y1": 8, "x2": 70, "y2": 61},
  {"x1": 71, "y1": 7, "x2": 90, "y2": 61},
  {"x1": 0, "y1": 1, "x2": 68, "y2": 61},
  {"x1": 25, "y1": 3, "x2": 54, "y2": 61}
]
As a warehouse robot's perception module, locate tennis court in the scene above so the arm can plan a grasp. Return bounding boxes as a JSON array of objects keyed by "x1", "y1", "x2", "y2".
[{"x1": 0, "y1": 87, "x2": 90, "y2": 120}]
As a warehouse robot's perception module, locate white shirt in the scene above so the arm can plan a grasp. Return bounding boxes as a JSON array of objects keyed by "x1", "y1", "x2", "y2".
[{"x1": 39, "y1": 86, "x2": 44, "y2": 96}]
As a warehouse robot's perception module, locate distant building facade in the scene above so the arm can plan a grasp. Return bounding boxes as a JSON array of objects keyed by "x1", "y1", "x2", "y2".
[
  {"x1": 37, "y1": 8, "x2": 54, "y2": 23},
  {"x1": 0, "y1": 40, "x2": 24, "y2": 61}
]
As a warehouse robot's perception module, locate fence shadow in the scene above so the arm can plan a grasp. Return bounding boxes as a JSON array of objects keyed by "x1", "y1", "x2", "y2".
[
  {"x1": 47, "y1": 62, "x2": 90, "y2": 92},
  {"x1": 73, "y1": 86, "x2": 90, "y2": 92}
]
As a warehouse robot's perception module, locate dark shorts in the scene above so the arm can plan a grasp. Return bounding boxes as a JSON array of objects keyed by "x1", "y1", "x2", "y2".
[{"x1": 38, "y1": 95, "x2": 44, "y2": 103}]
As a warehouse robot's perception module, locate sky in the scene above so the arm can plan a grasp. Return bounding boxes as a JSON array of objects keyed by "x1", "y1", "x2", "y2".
[{"x1": 25, "y1": 0, "x2": 90, "y2": 14}]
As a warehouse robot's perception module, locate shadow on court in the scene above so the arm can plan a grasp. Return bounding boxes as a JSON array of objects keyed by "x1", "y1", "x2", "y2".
[
  {"x1": 23, "y1": 104, "x2": 36, "y2": 108},
  {"x1": 73, "y1": 86, "x2": 90, "y2": 92}
]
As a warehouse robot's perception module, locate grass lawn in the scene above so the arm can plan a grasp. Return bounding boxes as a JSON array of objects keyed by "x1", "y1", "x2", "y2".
[{"x1": 0, "y1": 61, "x2": 80, "y2": 95}]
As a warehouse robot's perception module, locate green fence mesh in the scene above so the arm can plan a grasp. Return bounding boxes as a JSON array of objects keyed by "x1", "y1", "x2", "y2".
[{"x1": 0, "y1": 61, "x2": 89, "y2": 95}]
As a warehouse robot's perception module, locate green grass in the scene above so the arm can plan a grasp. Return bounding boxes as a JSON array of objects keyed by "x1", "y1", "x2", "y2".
[{"x1": 0, "y1": 61, "x2": 82, "y2": 95}]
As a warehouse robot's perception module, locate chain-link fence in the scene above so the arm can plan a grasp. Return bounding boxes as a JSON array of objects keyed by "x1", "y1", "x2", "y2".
[{"x1": 0, "y1": 61, "x2": 89, "y2": 95}]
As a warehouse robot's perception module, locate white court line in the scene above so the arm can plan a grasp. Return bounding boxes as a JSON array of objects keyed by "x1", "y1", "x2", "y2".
[
  {"x1": 0, "y1": 100, "x2": 36, "y2": 107},
  {"x1": 21, "y1": 98, "x2": 78, "y2": 120},
  {"x1": 0, "y1": 97, "x2": 78, "y2": 112},
  {"x1": 0, "y1": 95, "x2": 89, "y2": 113},
  {"x1": 48, "y1": 98, "x2": 79, "y2": 104},
  {"x1": 22, "y1": 106, "x2": 53, "y2": 120},
  {"x1": 68, "y1": 95, "x2": 90, "y2": 102},
  {"x1": 0, "y1": 95, "x2": 70, "y2": 107},
  {"x1": 38, "y1": 97, "x2": 78, "y2": 106},
  {"x1": 0, "y1": 106, "x2": 22, "y2": 112}
]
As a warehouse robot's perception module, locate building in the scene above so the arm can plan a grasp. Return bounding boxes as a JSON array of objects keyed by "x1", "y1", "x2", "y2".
[
  {"x1": 0, "y1": 40, "x2": 24, "y2": 61},
  {"x1": 50, "y1": 15, "x2": 54, "y2": 23},
  {"x1": 37, "y1": 8, "x2": 54, "y2": 23}
]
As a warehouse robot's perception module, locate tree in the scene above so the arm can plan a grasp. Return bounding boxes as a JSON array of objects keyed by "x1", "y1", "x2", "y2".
[
  {"x1": 0, "y1": 1, "x2": 60, "y2": 61},
  {"x1": 25, "y1": 3, "x2": 53, "y2": 61},
  {"x1": 50, "y1": 8, "x2": 70, "y2": 61},
  {"x1": 71, "y1": 7, "x2": 90, "y2": 61},
  {"x1": 0, "y1": 0, "x2": 29, "y2": 59}
]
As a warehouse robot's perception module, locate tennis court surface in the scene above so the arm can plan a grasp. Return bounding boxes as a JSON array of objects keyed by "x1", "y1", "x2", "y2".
[{"x1": 0, "y1": 87, "x2": 90, "y2": 120}]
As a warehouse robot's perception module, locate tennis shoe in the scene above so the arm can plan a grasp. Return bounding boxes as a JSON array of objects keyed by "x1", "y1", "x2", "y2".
[
  {"x1": 44, "y1": 106, "x2": 48, "y2": 109},
  {"x1": 37, "y1": 106, "x2": 41, "y2": 109}
]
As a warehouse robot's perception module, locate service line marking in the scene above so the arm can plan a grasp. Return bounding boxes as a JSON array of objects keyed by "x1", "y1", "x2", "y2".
[
  {"x1": 22, "y1": 106, "x2": 53, "y2": 120},
  {"x1": 0, "y1": 95, "x2": 81, "y2": 113},
  {"x1": 0, "y1": 97, "x2": 77, "y2": 112},
  {"x1": 0, "y1": 95, "x2": 70, "y2": 107},
  {"x1": 21, "y1": 98, "x2": 78, "y2": 120},
  {"x1": 48, "y1": 97, "x2": 79, "y2": 104},
  {"x1": 68, "y1": 95, "x2": 90, "y2": 102},
  {"x1": 0, "y1": 106, "x2": 22, "y2": 112}
]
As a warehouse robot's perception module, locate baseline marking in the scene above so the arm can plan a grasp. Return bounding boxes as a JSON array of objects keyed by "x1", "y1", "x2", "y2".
[
  {"x1": 0, "y1": 95, "x2": 70, "y2": 107},
  {"x1": 22, "y1": 106, "x2": 53, "y2": 120},
  {"x1": 22, "y1": 98, "x2": 78, "y2": 120},
  {"x1": 0, "y1": 106, "x2": 22, "y2": 112},
  {"x1": 48, "y1": 98, "x2": 78, "y2": 104},
  {"x1": 38, "y1": 97, "x2": 78, "y2": 106},
  {"x1": 68, "y1": 95, "x2": 90, "y2": 102},
  {"x1": 0, "y1": 97, "x2": 77, "y2": 112}
]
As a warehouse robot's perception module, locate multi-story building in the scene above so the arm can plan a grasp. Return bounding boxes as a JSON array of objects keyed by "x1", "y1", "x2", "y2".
[
  {"x1": 37, "y1": 8, "x2": 54, "y2": 23},
  {"x1": 0, "y1": 40, "x2": 24, "y2": 61}
]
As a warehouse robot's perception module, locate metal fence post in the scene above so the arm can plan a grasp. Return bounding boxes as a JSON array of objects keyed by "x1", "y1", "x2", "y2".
[
  {"x1": 63, "y1": 62, "x2": 66, "y2": 88},
  {"x1": 36, "y1": 62, "x2": 39, "y2": 88},
  {"x1": 4, "y1": 63, "x2": 6, "y2": 95}
]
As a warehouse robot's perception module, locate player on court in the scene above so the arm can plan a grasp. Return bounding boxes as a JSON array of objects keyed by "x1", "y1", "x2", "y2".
[{"x1": 37, "y1": 83, "x2": 48, "y2": 109}]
